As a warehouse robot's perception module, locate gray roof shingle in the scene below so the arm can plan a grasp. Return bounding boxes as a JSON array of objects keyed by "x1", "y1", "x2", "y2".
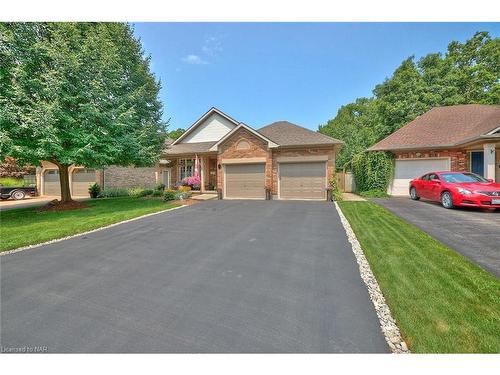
[
  {"x1": 258, "y1": 121, "x2": 343, "y2": 147},
  {"x1": 163, "y1": 141, "x2": 217, "y2": 155}
]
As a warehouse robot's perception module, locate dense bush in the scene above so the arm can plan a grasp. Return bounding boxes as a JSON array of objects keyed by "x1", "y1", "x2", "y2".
[
  {"x1": 88, "y1": 183, "x2": 101, "y2": 198},
  {"x1": 352, "y1": 151, "x2": 394, "y2": 194},
  {"x1": 175, "y1": 190, "x2": 192, "y2": 200},
  {"x1": 0, "y1": 177, "x2": 25, "y2": 187},
  {"x1": 151, "y1": 189, "x2": 163, "y2": 197},
  {"x1": 329, "y1": 175, "x2": 343, "y2": 201},
  {"x1": 99, "y1": 188, "x2": 129, "y2": 198},
  {"x1": 128, "y1": 188, "x2": 153, "y2": 198},
  {"x1": 155, "y1": 183, "x2": 165, "y2": 191},
  {"x1": 163, "y1": 189, "x2": 176, "y2": 201},
  {"x1": 358, "y1": 190, "x2": 390, "y2": 198}
]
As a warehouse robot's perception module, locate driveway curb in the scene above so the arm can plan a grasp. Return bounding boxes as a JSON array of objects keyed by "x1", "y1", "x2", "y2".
[
  {"x1": 334, "y1": 202, "x2": 410, "y2": 353},
  {"x1": 0, "y1": 204, "x2": 187, "y2": 256}
]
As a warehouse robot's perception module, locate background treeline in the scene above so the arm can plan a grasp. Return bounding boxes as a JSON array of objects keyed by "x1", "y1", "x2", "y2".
[{"x1": 319, "y1": 32, "x2": 500, "y2": 172}]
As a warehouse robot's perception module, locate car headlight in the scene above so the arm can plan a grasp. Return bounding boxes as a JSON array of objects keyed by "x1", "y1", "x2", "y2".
[{"x1": 457, "y1": 187, "x2": 472, "y2": 195}]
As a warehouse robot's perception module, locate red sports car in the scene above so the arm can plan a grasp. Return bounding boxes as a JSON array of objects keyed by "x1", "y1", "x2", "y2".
[{"x1": 409, "y1": 171, "x2": 500, "y2": 209}]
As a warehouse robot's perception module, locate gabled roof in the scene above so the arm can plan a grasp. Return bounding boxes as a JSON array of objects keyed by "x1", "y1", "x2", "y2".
[
  {"x1": 258, "y1": 121, "x2": 343, "y2": 147},
  {"x1": 208, "y1": 123, "x2": 279, "y2": 151},
  {"x1": 369, "y1": 104, "x2": 500, "y2": 151},
  {"x1": 163, "y1": 141, "x2": 216, "y2": 155},
  {"x1": 171, "y1": 107, "x2": 240, "y2": 145}
]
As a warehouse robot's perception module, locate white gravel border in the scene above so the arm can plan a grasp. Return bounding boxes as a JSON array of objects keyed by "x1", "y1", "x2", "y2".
[
  {"x1": 0, "y1": 204, "x2": 187, "y2": 257},
  {"x1": 334, "y1": 202, "x2": 410, "y2": 354}
]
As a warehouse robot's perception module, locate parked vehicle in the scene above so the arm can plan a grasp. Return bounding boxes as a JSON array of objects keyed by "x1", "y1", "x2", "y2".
[
  {"x1": 409, "y1": 171, "x2": 500, "y2": 209},
  {"x1": 0, "y1": 186, "x2": 37, "y2": 200}
]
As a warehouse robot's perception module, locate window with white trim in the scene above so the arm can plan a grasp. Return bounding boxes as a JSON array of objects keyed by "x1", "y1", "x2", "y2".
[{"x1": 178, "y1": 158, "x2": 194, "y2": 180}]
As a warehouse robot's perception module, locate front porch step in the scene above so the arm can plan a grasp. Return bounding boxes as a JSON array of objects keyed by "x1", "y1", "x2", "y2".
[{"x1": 191, "y1": 193, "x2": 218, "y2": 201}]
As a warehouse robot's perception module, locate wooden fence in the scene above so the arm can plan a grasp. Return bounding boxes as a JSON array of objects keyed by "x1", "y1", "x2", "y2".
[{"x1": 336, "y1": 172, "x2": 355, "y2": 193}]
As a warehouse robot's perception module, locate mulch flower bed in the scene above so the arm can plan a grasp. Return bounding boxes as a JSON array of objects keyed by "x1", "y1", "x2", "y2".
[{"x1": 37, "y1": 199, "x2": 90, "y2": 212}]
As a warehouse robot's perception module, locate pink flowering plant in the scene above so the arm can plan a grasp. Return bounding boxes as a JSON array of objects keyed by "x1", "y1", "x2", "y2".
[{"x1": 182, "y1": 175, "x2": 201, "y2": 189}]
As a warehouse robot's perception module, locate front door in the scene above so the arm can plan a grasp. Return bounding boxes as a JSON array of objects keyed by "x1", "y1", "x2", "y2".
[
  {"x1": 208, "y1": 158, "x2": 217, "y2": 191},
  {"x1": 471, "y1": 151, "x2": 484, "y2": 177}
]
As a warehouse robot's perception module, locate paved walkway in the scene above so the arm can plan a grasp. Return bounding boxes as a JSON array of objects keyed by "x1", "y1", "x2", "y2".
[
  {"x1": 1, "y1": 200, "x2": 388, "y2": 353},
  {"x1": 342, "y1": 193, "x2": 366, "y2": 201}
]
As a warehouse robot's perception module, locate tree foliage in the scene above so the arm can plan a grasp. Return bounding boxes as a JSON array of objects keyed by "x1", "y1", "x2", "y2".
[
  {"x1": 167, "y1": 128, "x2": 185, "y2": 140},
  {"x1": 319, "y1": 31, "x2": 500, "y2": 177},
  {"x1": 0, "y1": 23, "x2": 166, "y2": 201}
]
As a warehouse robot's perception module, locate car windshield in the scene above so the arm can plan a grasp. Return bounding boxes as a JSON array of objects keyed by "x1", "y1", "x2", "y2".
[{"x1": 440, "y1": 173, "x2": 488, "y2": 183}]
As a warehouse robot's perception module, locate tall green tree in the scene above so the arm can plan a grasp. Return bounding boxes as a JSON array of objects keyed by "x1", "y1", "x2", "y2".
[
  {"x1": 320, "y1": 31, "x2": 500, "y2": 171},
  {"x1": 0, "y1": 23, "x2": 166, "y2": 202},
  {"x1": 167, "y1": 128, "x2": 185, "y2": 140}
]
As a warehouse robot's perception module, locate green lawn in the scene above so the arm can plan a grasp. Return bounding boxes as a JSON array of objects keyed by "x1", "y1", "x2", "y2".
[
  {"x1": 0, "y1": 197, "x2": 179, "y2": 252},
  {"x1": 338, "y1": 201, "x2": 500, "y2": 353}
]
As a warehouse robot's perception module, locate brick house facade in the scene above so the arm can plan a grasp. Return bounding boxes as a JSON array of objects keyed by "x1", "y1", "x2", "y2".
[{"x1": 162, "y1": 108, "x2": 342, "y2": 200}]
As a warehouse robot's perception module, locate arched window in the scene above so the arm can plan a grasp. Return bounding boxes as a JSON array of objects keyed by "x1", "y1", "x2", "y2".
[{"x1": 236, "y1": 140, "x2": 250, "y2": 150}]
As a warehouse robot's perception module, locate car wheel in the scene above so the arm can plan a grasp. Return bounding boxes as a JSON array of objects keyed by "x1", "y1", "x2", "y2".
[
  {"x1": 441, "y1": 191, "x2": 454, "y2": 209},
  {"x1": 410, "y1": 187, "x2": 420, "y2": 200},
  {"x1": 11, "y1": 190, "x2": 26, "y2": 200}
]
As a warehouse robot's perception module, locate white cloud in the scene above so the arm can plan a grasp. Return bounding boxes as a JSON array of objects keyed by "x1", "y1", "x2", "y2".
[
  {"x1": 201, "y1": 35, "x2": 223, "y2": 56},
  {"x1": 181, "y1": 54, "x2": 208, "y2": 65}
]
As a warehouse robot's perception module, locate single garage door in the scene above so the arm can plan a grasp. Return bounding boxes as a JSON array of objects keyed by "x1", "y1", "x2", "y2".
[
  {"x1": 279, "y1": 162, "x2": 326, "y2": 200},
  {"x1": 391, "y1": 158, "x2": 450, "y2": 196},
  {"x1": 72, "y1": 168, "x2": 96, "y2": 196},
  {"x1": 225, "y1": 163, "x2": 265, "y2": 199},
  {"x1": 43, "y1": 169, "x2": 60, "y2": 196}
]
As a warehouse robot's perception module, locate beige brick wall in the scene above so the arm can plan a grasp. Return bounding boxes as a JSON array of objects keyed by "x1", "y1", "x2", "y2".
[
  {"x1": 103, "y1": 166, "x2": 157, "y2": 189},
  {"x1": 271, "y1": 147, "x2": 335, "y2": 195},
  {"x1": 216, "y1": 127, "x2": 272, "y2": 191}
]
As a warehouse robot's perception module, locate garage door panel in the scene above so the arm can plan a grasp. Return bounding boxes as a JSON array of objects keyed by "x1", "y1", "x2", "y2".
[
  {"x1": 225, "y1": 164, "x2": 265, "y2": 199},
  {"x1": 44, "y1": 170, "x2": 61, "y2": 196},
  {"x1": 280, "y1": 162, "x2": 326, "y2": 200},
  {"x1": 72, "y1": 169, "x2": 96, "y2": 196},
  {"x1": 391, "y1": 159, "x2": 450, "y2": 196}
]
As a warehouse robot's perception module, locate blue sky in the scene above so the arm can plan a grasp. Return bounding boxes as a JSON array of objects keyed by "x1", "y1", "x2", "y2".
[{"x1": 133, "y1": 23, "x2": 500, "y2": 131}]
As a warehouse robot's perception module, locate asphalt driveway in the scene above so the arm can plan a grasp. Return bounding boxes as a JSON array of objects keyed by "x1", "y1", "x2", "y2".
[
  {"x1": 374, "y1": 198, "x2": 500, "y2": 277},
  {"x1": 1, "y1": 200, "x2": 388, "y2": 353}
]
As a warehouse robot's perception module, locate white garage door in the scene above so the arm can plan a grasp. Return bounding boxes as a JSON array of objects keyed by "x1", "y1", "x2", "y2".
[
  {"x1": 225, "y1": 163, "x2": 265, "y2": 199},
  {"x1": 390, "y1": 158, "x2": 450, "y2": 196},
  {"x1": 279, "y1": 162, "x2": 326, "y2": 200}
]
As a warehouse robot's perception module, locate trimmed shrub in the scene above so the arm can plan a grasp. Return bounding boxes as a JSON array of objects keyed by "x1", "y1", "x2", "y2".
[
  {"x1": 163, "y1": 189, "x2": 176, "y2": 201},
  {"x1": 155, "y1": 183, "x2": 165, "y2": 191},
  {"x1": 88, "y1": 183, "x2": 101, "y2": 198},
  {"x1": 178, "y1": 185, "x2": 192, "y2": 193},
  {"x1": 99, "y1": 188, "x2": 129, "y2": 198},
  {"x1": 352, "y1": 151, "x2": 394, "y2": 194},
  {"x1": 128, "y1": 188, "x2": 153, "y2": 198},
  {"x1": 175, "y1": 190, "x2": 192, "y2": 200},
  {"x1": 151, "y1": 189, "x2": 163, "y2": 197}
]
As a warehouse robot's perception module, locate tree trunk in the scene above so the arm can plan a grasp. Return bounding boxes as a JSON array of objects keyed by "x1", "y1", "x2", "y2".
[{"x1": 58, "y1": 164, "x2": 73, "y2": 203}]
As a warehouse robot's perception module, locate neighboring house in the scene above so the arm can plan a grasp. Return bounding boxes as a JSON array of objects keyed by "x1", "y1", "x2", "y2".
[
  {"x1": 369, "y1": 104, "x2": 500, "y2": 195},
  {"x1": 160, "y1": 107, "x2": 343, "y2": 200},
  {"x1": 36, "y1": 162, "x2": 159, "y2": 197}
]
